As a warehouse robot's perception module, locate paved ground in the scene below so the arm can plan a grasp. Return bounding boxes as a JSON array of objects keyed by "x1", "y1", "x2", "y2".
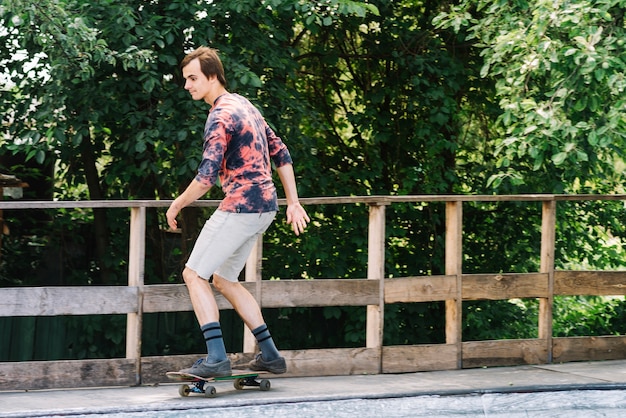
[{"x1": 1, "y1": 360, "x2": 626, "y2": 417}]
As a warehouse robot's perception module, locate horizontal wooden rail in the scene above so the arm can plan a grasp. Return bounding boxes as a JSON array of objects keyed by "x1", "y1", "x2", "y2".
[
  {"x1": 4, "y1": 271, "x2": 624, "y2": 318},
  {"x1": 462, "y1": 273, "x2": 549, "y2": 300},
  {"x1": 139, "y1": 280, "x2": 380, "y2": 313},
  {"x1": 2, "y1": 193, "x2": 626, "y2": 210},
  {"x1": 1, "y1": 194, "x2": 626, "y2": 390},
  {"x1": 555, "y1": 271, "x2": 626, "y2": 295},
  {"x1": 0, "y1": 286, "x2": 139, "y2": 316}
]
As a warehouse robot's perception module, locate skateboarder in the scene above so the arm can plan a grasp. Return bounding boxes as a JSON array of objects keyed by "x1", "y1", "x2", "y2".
[{"x1": 166, "y1": 47, "x2": 310, "y2": 378}]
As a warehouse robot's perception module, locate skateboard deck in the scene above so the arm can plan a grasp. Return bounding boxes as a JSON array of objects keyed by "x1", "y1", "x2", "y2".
[{"x1": 166, "y1": 370, "x2": 271, "y2": 397}]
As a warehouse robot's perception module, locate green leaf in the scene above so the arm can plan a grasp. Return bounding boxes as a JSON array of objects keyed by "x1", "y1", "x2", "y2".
[
  {"x1": 486, "y1": 174, "x2": 502, "y2": 188},
  {"x1": 552, "y1": 152, "x2": 567, "y2": 166},
  {"x1": 35, "y1": 149, "x2": 46, "y2": 164},
  {"x1": 135, "y1": 141, "x2": 147, "y2": 153}
]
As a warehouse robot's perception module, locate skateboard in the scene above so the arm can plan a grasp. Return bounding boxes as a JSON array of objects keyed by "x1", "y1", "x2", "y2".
[{"x1": 166, "y1": 370, "x2": 271, "y2": 398}]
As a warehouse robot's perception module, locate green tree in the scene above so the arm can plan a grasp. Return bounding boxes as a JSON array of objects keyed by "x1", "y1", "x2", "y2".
[{"x1": 435, "y1": 0, "x2": 626, "y2": 193}]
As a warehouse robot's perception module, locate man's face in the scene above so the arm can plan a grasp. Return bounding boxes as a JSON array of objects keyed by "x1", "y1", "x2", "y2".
[{"x1": 182, "y1": 58, "x2": 212, "y2": 102}]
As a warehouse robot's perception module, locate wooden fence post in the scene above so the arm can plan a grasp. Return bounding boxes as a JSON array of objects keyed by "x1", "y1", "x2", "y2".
[
  {"x1": 445, "y1": 201, "x2": 463, "y2": 369},
  {"x1": 539, "y1": 199, "x2": 556, "y2": 362},
  {"x1": 243, "y1": 235, "x2": 264, "y2": 353},
  {"x1": 367, "y1": 203, "x2": 386, "y2": 372},
  {"x1": 126, "y1": 206, "x2": 145, "y2": 385}
]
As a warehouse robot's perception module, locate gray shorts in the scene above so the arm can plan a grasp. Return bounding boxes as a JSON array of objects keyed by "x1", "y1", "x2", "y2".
[{"x1": 185, "y1": 210, "x2": 276, "y2": 282}]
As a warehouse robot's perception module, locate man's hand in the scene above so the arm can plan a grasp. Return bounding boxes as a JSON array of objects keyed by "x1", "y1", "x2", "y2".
[
  {"x1": 166, "y1": 202, "x2": 181, "y2": 231},
  {"x1": 166, "y1": 180, "x2": 212, "y2": 231},
  {"x1": 285, "y1": 202, "x2": 310, "y2": 236}
]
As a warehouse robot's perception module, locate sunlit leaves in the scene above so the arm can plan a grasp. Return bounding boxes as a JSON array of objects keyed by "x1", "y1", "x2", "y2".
[
  {"x1": 295, "y1": 0, "x2": 379, "y2": 27},
  {"x1": 436, "y1": 0, "x2": 626, "y2": 192}
]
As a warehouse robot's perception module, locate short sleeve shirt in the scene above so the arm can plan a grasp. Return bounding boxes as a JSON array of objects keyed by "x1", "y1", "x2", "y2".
[{"x1": 194, "y1": 93, "x2": 293, "y2": 213}]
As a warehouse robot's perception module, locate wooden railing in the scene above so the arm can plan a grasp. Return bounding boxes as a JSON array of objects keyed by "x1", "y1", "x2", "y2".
[{"x1": 1, "y1": 195, "x2": 626, "y2": 390}]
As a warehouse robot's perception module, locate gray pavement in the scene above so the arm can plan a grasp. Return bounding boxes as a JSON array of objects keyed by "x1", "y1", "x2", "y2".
[{"x1": 1, "y1": 360, "x2": 626, "y2": 417}]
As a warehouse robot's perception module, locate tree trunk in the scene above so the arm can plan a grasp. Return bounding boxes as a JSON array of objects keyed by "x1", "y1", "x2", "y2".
[{"x1": 80, "y1": 130, "x2": 113, "y2": 284}]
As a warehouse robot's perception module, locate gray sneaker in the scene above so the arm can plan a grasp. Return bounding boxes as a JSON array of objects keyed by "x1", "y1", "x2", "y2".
[
  {"x1": 179, "y1": 358, "x2": 232, "y2": 378},
  {"x1": 248, "y1": 353, "x2": 287, "y2": 374}
]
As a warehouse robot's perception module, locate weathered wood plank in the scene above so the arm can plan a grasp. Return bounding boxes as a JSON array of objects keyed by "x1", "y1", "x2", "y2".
[
  {"x1": 141, "y1": 352, "x2": 265, "y2": 384},
  {"x1": 126, "y1": 207, "x2": 145, "y2": 362},
  {"x1": 260, "y1": 279, "x2": 379, "y2": 308},
  {"x1": 385, "y1": 275, "x2": 456, "y2": 303},
  {"x1": 366, "y1": 204, "x2": 386, "y2": 353},
  {"x1": 2, "y1": 194, "x2": 626, "y2": 211},
  {"x1": 281, "y1": 347, "x2": 380, "y2": 377},
  {"x1": 142, "y1": 283, "x2": 245, "y2": 312},
  {"x1": 553, "y1": 336, "x2": 626, "y2": 363},
  {"x1": 141, "y1": 354, "x2": 203, "y2": 384},
  {"x1": 143, "y1": 280, "x2": 379, "y2": 312},
  {"x1": 382, "y1": 344, "x2": 458, "y2": 373},
  {"x1": 0, "y1": 287, "x2": 138, "y2": 317},
  {"x1": 243, "y1": 236, "x2": 263, "y2": 353},
  {"x1": 462, "y1": 339, "x2": 548, "y2": 368},
  {"x1": 445, "y1": 201, "x2": 463, "y2": 370},
  {"x1": 539, "y1": 200, "x2": 556, "y2": 357},
  {"x1": 0, "y1": 359, "x2": 137, "y2": 390},
  {"x1": 144, "y1": 280, "x2": 380, "y2": 313},
  {"x1": 143, "y1": 284, "x2": 191, "y2": 312},
  {"x1": 6, "y1": 194, "x2": 625, "y2": 212},
  {"x1": 555, "y1": 271, "x2": 626, "y2": 296},
  {"x1": 462, "y1": 273, "x2": 549, "y2": 300},
  {"x1": 142, "y1": 348, "x2": 380, "y2": 384}
]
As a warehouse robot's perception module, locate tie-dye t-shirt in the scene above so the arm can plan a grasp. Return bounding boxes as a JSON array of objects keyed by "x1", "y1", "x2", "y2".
[{"x1": 195, "y1": 93, "x2": 293, "y2": 213}]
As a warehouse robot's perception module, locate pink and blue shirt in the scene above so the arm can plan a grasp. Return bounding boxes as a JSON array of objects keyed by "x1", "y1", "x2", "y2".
[{"x1": 195, "y1": 93, "x2": 293, "y2": 213}]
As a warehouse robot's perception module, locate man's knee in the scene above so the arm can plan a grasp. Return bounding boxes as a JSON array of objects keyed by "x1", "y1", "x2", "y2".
[
  {"x1": 182, "y1": 267, "x2": 202, "y2": 285},
  {"x1": 211, "y1": 274, "x2": 240, "y2": 293}
]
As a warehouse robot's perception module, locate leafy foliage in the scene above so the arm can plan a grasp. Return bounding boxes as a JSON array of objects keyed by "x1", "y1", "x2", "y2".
[
  {"x1": 554, "y1": 296, "x2": 626, "y2": 337},
  {"x1": 435, "y1": 0, "x2": 626, "y2": 192},
  {"x1": 464, "y1": 299, "x2": 538, "y2": 341}
]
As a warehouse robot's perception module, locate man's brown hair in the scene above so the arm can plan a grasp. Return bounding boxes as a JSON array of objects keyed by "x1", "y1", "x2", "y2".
[{"x1": 180, "y1": 47, "x2": 227, "y2": 87}]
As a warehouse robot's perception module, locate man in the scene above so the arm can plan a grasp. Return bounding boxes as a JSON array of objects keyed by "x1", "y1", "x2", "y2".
[{"x1": 166, "y1": 47, "x2": 310, "y2": 377}]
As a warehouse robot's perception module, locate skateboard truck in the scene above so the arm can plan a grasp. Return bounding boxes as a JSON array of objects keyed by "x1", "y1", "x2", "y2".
[{"x1": 174, "y1": 373, "x2": 271, "y2": 398}]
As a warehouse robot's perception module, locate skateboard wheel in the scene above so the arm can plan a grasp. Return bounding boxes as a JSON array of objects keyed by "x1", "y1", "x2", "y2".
[
  {"x1": 233, "y1": 378, "x2": 245, "y2": 390},
  {"x1": 204, "y1": 385, "x2": 217, "y2": 398},
  {"x1": 179, "y1": 384, "x2": 191, "y2": 397},
  {"x1": 259, "y1": 379, "x2": 271, "y2": 391}
]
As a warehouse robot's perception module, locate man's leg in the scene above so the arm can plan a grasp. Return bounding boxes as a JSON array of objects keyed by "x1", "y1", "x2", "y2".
[
  {"x1": 183, "y1": 267, "x2": 219, "y2": 324},
  {"x1": 178, "y1": 267, "x2": 231, "y2": 377},
  {"x1": 212, "y1": 274, "x2": 286, "y2": 373},
  {"x1": 211, "y1": 273, "x2": 263, "y2": 329}
]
